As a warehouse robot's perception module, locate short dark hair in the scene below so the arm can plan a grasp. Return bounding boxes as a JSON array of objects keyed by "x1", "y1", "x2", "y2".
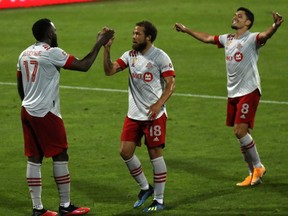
[
  {"x1": 32, "y1": 18, "x2": 52, "y2": 41},
  {"x1": 237, "y1": 7, "x2": 254, "y2": 29},
  {"x1": 136, "y1": 21, "x2": 157, "y2": 42}
]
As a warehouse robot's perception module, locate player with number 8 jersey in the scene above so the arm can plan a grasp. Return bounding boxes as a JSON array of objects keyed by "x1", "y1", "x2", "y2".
[{"x1": 175, "y1": 7, "x2": 284, "y2": 187}]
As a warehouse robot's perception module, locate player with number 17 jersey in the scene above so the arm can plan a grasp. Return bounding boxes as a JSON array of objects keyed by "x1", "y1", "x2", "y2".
[
  {"x1": 17, "y1": 42, "x2": 74, "y2": 118},
  {"x1": 116, "y1": 45, "x2": 175, "y2": 121}
]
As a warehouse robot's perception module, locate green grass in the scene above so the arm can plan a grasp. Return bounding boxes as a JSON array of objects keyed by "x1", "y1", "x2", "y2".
[{"x1": 1, "y1": 0, "x2": 288, "y2": 215}]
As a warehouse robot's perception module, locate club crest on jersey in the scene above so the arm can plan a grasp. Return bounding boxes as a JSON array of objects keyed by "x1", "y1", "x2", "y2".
[{"x1": 146, "y1": 62, "x2": 153, "y2": 69}]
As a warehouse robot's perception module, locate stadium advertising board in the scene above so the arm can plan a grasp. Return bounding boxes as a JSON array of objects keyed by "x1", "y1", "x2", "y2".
[{"x1": 0, "y1": 0, "x2": 93, "y2": 9}]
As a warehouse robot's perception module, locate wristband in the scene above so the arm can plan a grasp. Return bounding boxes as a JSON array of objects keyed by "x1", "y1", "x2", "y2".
[{"x1": 272, "y1": 23, "x2": 277, "y2": 29}]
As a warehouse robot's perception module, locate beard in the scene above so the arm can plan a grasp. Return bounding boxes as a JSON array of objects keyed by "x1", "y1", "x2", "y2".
[{"x1": 132, "y1": 41, "x2": 147, "y2": 52}]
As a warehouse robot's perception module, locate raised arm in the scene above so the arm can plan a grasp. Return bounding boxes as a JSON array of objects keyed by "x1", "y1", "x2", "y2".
[
  {"x1": 103, "y1": 34, "x2": 123, "y2": 76},
  {"x1": 68, "y1": 28, "x2": 115, "y2": 72},
  {"x1": 174, "y1": 23, "x2": 216, "y2": 44},
  {"x1": 258, "y1": 12, "x2": 284, "y2": 44}
]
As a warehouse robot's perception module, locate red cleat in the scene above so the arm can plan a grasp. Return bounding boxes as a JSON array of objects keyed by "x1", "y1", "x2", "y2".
[
  {"x1": 32, "y1": 209, "x2": 58, "y2": 216},
  {"x1": 59, "y1": 204, "x2": 90, "y2": 215}
]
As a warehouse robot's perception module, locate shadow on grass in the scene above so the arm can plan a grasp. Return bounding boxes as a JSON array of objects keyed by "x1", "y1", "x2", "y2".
[{"x1": 69, "y1": 157, "x2": 288, "y2": 216}]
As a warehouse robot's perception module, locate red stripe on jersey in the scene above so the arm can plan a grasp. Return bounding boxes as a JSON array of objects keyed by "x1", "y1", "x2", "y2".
[
  {"x1": 116, "y1": 59, "x2": 127, "y2": 70},
  {"x1": 63, "y1": 55, "x2": 75, "y2": 69},
  {"x1": 162, "y1": 70, "x2": 175, "y2": 78},
  {"x1": 214, "y1": 35, "x2": 223, "y2": 48},
  {"x1": 16, "y1": 70, "x2": 21, "y2": 77}
]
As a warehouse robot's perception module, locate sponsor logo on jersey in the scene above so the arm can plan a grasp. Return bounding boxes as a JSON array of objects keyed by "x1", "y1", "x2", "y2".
[
  {"x1": 131, "y1": 72, "x2": 153, "y2": 82},
  {"x1": 143, "y1": 72, "x2": 153, "y2": 82},
  {"x1": 234, "y1": 52, "x2": 243, "y2": 62}
]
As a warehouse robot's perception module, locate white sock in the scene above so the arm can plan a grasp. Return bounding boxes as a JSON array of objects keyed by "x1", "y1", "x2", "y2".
[
  {"x1": 26, "y1": 161, "x2": 43, "y2": 210},
  {"x1": 151, "y1": 156, "x2": 167, "y2": 204},
  {"x1": 125, "y1": 155, "x2": 149, "y2": 190},
  {"x1": 53, "y1": 161, "x2": 71, "y2": 206}
]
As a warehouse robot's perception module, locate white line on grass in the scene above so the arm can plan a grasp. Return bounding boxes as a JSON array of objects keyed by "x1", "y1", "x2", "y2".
[{"x1": 1, "y1": 81, "x2": 288, "y2": 105}]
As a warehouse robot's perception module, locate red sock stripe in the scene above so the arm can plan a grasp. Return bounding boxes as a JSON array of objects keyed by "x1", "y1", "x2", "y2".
[
  {"x1": 27, "y1": 178, "x2": 42, "y2": 186},
  {"x1": 130, "y1": 166, "x2": 142, "y2": 177},
  {"x1": 55, "y1": 174, "x2": 70, "y2": 184},
  {"x1": 241, "y1": 141, "x2": 255, "y2": 152},
  {"x1": 154, "y1": 172, "x2": 167, "y2": 183}
]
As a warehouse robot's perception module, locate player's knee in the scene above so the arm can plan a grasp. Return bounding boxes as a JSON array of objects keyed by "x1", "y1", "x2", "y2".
[
  {"x1": 119, "y1": 148, "x2": 133, "y2": 161},
  {"x1": 53, "y1": 149, "x2": 69, "y2": 161},
  {"x1": 233, "y1": 128, "x2": 247, "y2": 139}
]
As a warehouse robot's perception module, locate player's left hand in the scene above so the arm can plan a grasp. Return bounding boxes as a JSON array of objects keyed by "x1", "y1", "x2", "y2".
[
  {"x1": 97, "y1": 27, "x2": 115, "y2": 46},
  {"x1": 147, "y1": 103, "x2": 161, "y2": 120},
  {"x1": 174, "y1": 23, "x2": 187, "y2": 33},
  {"x1": 272, "y1": 12, "x2": 284, "y2": 28}
]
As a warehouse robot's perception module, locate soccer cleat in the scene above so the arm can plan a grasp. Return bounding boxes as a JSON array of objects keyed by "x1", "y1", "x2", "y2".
[
  {"x1": 133, "y1": 184, "x2": 154, "y2": 208},
  {"x1": 58, "y1": 203, "x2": 90, "y2": 215},
  {"x1": 236, "y1": 174, "x2": 252, "y2": 186},
  {"x1": 143, "y1": 200, "x2": 165, "y2": 213},
  {"x1": 251, "y1": 165, "x2": 266, "y2": 186},
  {"x1": 32, "y1": 209, "x2": 58, "y2": 216}
]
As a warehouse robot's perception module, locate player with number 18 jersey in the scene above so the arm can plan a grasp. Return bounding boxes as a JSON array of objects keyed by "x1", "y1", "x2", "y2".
[{"x1": 116, "y1": 45, "x2": 175, "y2": 121}]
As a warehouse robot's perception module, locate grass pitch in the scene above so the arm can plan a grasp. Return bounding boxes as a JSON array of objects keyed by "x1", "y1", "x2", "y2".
[{"x1": 0, "y1": 0, "x2": 288, "y2": 215}]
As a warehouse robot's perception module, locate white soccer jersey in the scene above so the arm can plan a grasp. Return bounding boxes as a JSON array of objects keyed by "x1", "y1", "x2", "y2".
[
  {"x1": 116, "y1": 46, "x2": 175, "y2": 121},
  {"x1": 17, "y1": 42, "x2": 74, "y2": 117},
  {"x1": 215, "y1": 31, "x2": 264, "y2": 98}
]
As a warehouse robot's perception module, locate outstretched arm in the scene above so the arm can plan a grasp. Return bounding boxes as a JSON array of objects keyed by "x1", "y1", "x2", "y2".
[
  {"x1": 68, "y1": 28, "x2": 115, "y2": 72},
  {"x1": 258, "y1": 12, "x2": 284, "y2": 44},
  {"x1": 174, "y1": 23, "x2": 216, "y2": 44}
]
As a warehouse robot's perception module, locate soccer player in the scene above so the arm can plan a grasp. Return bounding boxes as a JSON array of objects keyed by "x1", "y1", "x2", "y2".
[
  {"x1": 17, "y1": 18, "x2": 114, "y2": 216},
  {"x1": 174, "y1": 8, "x2": 284, "y2": 186},
  {"x1": 103, "y1": 21, "x2": 175, "y2": 212}
]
